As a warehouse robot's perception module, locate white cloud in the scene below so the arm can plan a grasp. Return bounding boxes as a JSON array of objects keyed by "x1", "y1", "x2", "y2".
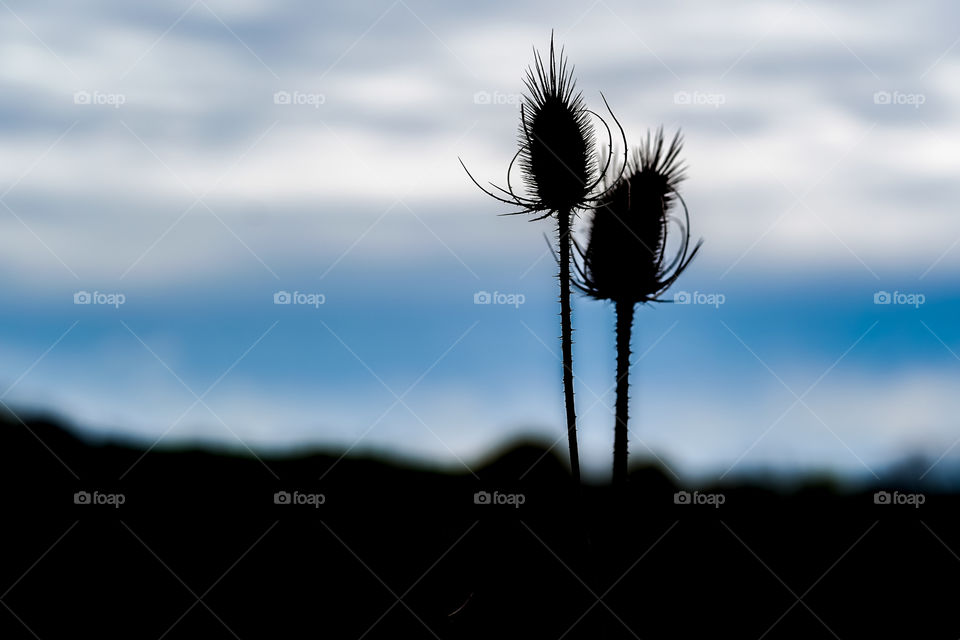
[{"x1": 1, "y1": 0, "x2": 958, "y2": 284}]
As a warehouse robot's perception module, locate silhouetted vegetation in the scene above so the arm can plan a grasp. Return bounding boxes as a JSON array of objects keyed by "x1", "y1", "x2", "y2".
[
  {"x1": 462, "y1": 33, "x2": 625, "y2": 485},
  {"x1": 576, "y1": 129, "x2": 701, "y2": 483}
]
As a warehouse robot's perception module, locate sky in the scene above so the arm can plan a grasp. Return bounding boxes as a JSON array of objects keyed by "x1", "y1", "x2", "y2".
[{"x1": 1, "y1": 0, "x2": 960, "y2": 483}]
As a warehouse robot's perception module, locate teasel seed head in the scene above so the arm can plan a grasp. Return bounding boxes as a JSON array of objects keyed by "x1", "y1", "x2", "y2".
[
  {"x1": 460, "y1": 32, "x2": 626, "y2": 220},
  {"x1": 518, "y1": 35, "x2": 595, "y2": 215},
  {"x1": 576, "y1": 128, "x2": 702, "y2": 304}
]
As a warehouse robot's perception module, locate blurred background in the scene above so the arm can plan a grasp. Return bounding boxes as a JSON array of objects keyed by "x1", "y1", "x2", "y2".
[{"x1": 0, "y1": 0, "x2": 958, "y2": 483}]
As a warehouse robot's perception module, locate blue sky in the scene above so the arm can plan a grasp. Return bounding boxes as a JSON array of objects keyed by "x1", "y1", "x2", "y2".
[{"x1": 1, "y1": 0, "x2": 960, "y2": 482}]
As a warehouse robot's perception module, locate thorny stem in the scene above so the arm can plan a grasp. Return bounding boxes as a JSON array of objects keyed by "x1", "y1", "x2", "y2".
[
  {"x1": 613, "y1": 300, "x2": 633, "y2": 485},
  {"x1": 557, "y1": 209, "x2": 581, "y2": 486}
]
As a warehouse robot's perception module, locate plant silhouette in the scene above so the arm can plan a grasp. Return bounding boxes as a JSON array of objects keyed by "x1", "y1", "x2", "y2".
[
  {"x1": 461, "y1": 33, "x2": 624, "y2": 484},
  {"x1": 576, "y1": 128, "x2": 702, "y2": 484}
]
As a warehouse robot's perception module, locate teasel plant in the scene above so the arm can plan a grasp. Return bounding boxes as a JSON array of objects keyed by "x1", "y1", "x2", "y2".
[
  {"x1": 575, "y1": 128, "x2": 702, "y2": 485},
  {"x1": 460, "y1": 33, "x2": 625, "y2": 485}
]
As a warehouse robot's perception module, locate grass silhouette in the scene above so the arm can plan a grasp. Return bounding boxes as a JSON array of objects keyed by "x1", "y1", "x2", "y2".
[
  {"x1": 461, "y1": 32, "x2": 624, "y2": 485},
  {"x1": 575, "y1": 128, "x2": 701, "y2": 484}
]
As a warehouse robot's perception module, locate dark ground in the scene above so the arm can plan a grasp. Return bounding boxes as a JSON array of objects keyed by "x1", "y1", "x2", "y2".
[{"x1": 1, "y1": 411, "x2": 957, "y2": 638}]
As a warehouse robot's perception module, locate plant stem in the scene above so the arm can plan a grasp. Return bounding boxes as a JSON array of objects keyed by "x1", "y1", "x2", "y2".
[
  {"x1": 557, "y1": 210, "x2": 580, "y2": 485},
  {"x1": 613, "y1": 299, "x2": 633, "y2": 485}
]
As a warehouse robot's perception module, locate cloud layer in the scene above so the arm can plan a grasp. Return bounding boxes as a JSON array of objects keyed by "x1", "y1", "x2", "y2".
[{"x1": 1, "y1": 0, "x2": 960, "y2": 480}]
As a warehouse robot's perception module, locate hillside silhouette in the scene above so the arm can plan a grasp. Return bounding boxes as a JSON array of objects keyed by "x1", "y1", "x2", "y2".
[{"x1": 1, "y1": 411, "x2": 957, "y2": 638}]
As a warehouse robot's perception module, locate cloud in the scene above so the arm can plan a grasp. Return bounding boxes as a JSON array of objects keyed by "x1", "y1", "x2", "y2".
[{"x1": 2, "y1": 0, "x2": 959, "y2": 283}]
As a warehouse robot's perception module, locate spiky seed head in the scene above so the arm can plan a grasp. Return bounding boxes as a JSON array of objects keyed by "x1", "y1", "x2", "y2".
[
  {"x1": 519, "y1": 35, "x2": 596, "y2": 215},
  {"x1": 577, "y1": 128, "x2": 700, "y2": 304}
]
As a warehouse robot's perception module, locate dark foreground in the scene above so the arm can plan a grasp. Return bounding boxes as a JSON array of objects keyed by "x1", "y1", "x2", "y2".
[{"x1": 0, "y1": 412, "x2": 957, "y2": 639}]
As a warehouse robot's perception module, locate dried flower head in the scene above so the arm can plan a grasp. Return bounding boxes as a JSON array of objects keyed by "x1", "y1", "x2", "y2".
[
  {"x1": 576, "y1": 128, "x2": 702, "y2": 303},
  {"x1": 518, "y1": 37, "x2": 594, "y2": 214},
  {"x1": 461, "y1": 32, "x2": 625, "y2": 219}
]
